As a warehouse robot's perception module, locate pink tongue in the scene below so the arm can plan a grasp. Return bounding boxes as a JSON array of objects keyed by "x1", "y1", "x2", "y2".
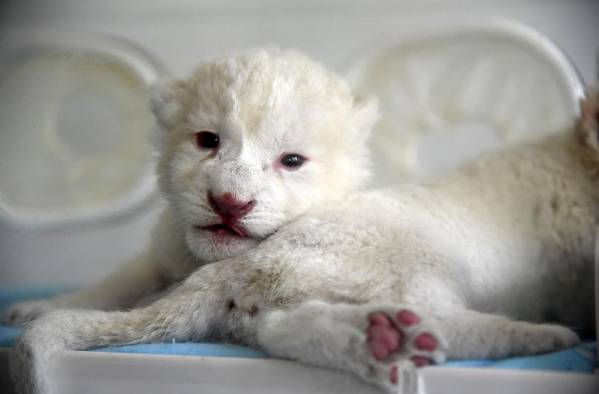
[
  {"x1": 214, "y1": 228, "x2": 233, "y2": 237},
  {"x1": 208, "y1": 223, "x2": 246, "y2": 237},
  {"x1": 227, "y1": 223, "x2": 246, "y2": 237}
]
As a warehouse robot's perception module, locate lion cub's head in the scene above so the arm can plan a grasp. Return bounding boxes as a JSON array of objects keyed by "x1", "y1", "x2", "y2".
[{"x1": 150, "y1": 49, "x2": 378, "y2": 262}]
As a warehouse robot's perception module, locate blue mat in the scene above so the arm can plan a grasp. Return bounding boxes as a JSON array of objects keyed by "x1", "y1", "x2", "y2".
[{"x1": 1, "y1": 287, "x2": 596, "y2": 373}]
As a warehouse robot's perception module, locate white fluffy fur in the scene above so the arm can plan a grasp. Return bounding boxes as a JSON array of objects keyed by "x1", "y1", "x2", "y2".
[{"x1": 7, "y1": 49, "x2": 597, "y2": 394}]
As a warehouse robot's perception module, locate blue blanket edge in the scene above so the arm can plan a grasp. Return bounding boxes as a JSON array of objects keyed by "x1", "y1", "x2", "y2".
[{"x1": 1, "y1": 286, "x2": 596, "y2": 373}]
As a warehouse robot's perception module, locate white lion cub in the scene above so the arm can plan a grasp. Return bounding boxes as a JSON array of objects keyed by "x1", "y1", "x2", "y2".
[{"x1": 9, "y1": 49, "x2": 598, "y2": 394}]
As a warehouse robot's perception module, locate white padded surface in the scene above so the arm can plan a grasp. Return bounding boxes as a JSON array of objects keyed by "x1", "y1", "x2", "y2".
[
  {"x1": 347, "y1": 21, "x2": 584, "y2": 185},
  {"x1": 0, "y1": 31, "x2": 163, "y2": 227}
]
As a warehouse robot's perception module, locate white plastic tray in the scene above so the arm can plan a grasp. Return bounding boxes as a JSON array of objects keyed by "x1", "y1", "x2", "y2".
[{"x1": 1, "y1": 348, "x2": 597, "y2": 394}]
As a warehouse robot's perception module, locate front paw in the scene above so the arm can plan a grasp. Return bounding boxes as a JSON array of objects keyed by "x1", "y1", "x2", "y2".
[{"x1": 4, "y1": 300, "x2": 58, "y2": 326}]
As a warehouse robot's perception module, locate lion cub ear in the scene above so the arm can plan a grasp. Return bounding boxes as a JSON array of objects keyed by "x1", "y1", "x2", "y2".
[
  {"x1": 352, "y1": 95, "x2": 380, "y2": 141},
  {"x1": 149, "y1": 79, "x2": 189, "y2": 129}
]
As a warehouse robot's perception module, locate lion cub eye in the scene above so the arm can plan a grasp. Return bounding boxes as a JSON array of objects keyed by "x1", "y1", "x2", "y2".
[
  {"x1": 194, "y1": 131, "x2": 219, "y2": 150},
  {"x1": 280, "y1": 153, "x2": 306, "y2": 169}
]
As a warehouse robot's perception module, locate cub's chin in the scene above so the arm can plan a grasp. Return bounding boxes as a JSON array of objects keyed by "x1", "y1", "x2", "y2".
[{"x1": 185, "y1": 226, "x2": 261, "y2": 262}]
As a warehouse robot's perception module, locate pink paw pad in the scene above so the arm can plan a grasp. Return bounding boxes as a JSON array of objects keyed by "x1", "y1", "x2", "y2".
[
  {"x1": 397, "y1": 309, "x2": 420, "y2": 326},
  {"x1": 366, "y1": 309, "x2": 440, "y2": 371},
  {"x1": 414, "y1": 333, "x2": 437, "y2": 351},
  {"x1": 367, "y1": 313, "x2": 402, "y2": 360},
  {"x1": 369, "y1": 312, "x2": 392, "y2": 327}
]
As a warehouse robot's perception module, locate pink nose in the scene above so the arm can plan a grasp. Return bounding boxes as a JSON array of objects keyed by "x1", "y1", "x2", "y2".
[{"x1": 208, "y1": 192, "x2": 256, "y2": 220}]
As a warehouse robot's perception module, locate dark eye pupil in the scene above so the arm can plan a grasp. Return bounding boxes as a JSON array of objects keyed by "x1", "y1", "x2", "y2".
[
  {"x1": 281, "y1": 154, "x2": 305, "y2": 168},
  {"x1": 196, "y1": 131, "x2": 219, "y2": 149}
]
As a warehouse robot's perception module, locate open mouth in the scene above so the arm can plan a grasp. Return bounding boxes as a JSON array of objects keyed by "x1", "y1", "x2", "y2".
[{"x1": 198, "y1": 223, "x2": 247, "y2": 238}]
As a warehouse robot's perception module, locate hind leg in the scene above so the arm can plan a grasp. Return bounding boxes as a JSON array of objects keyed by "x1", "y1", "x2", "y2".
[
  {"x1": 257, "y1": 300, "x2": 447, "y2": 393},
  {"x1": 256, "y1": 301, "x2": 580, "y2": 392},
  {"x1": 435, "y1": 309, "x2": 580, "y2": 360}
]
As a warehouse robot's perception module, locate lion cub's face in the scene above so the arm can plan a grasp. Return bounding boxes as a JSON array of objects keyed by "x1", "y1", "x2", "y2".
[{"x1": 151, "y1": 49, "x2": 378, "y2": 262}]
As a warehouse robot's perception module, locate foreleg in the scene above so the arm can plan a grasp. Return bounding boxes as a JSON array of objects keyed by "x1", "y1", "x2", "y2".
[
  {"x1": 10, "y1": 262, "x2": 225, "y2": 394},
  {"x1": 5, "y1": 209, "x2": 196, "y2": 325},
  {"x1": 5, "y1": 253, "x2": 173, "y2": 325}
]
